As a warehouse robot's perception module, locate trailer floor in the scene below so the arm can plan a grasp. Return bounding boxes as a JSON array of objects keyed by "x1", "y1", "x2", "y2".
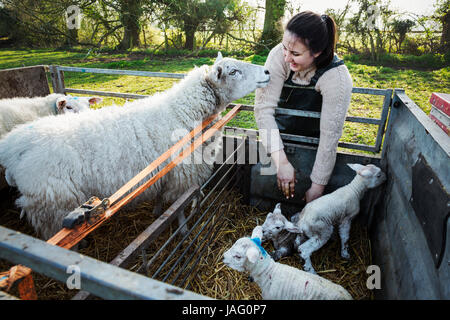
[{"x1": 0, "y1": 187, "x2": 374, "y2": 300}]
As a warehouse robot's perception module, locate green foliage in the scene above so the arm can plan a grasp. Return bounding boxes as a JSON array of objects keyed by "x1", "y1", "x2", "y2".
[{"x1": 0, "y1": 48, "x2": 448, "y2": 148}]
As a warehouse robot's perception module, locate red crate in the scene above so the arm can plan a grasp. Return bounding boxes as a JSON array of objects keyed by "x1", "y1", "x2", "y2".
[
  {"x1": 429, "y1": 92, "x2": 450, "y2": 116},
  {"x1": 429, "y1": 106, "x2": 450, "y2": 135}
]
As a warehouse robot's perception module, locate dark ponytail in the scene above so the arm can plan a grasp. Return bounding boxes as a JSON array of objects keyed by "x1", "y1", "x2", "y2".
[{"x1": 286, "y1": 11, "x2": 337, "y2": 69}]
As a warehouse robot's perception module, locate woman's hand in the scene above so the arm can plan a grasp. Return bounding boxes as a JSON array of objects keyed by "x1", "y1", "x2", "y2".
[
  {"x1": 272, "y1": 149, "x2": 297, "y2": 199},
  {"x1": 305, "y1": 182, "x2": 325, "y2": 203}
]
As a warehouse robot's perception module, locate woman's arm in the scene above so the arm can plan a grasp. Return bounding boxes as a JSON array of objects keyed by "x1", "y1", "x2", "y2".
[
  {"x1": 308, "y1": 64, "x2": 353, "y2": 198},
  {"x1": 255, "y1": 44, "x2": 297, "y2": 198},
  {"x1": 254, "y1": 44, "x2": 289, "y2": 155}
]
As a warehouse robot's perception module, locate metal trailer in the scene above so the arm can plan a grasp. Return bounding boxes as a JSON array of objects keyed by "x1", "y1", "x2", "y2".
[{"x1": 0, "y1": 65, "x2": 448, "y2": 300}]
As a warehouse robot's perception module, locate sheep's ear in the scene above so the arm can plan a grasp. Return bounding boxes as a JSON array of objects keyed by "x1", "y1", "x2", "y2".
[
  {"x1": 284, "y1": 221, "x2": 302, "y2": 234},
  {"x1": 251, "y1": 226, "x2": 263, "y2": 239},
  {"x1": 57, "y1": 98, "x2": 67, "y2": 110},
  {"x1": 246, "y1": 246, "x2": 260, "y2": 264},
  {"x1": 215, "y1": 51, "x2": 223, "y2": 64},
  {"x1": 216, "y1": 65, "x2": 223, "y2": 80},
  {"x1": 347, "y1": 163, "x2": 365, "y2": 173},
  {"x1": 88, "y1": 97, "x2": 102, "y2": 105}
]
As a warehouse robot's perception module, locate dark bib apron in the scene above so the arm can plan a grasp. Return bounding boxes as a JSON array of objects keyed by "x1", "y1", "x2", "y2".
[{"x1": 275, "y1": 55, "x2": 345, "y2": 138}]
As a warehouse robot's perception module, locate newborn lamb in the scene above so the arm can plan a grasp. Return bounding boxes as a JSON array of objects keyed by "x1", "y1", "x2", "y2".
[
  {"x1": 295, "y1": 163, "x2": 386, "y2": 274},
  {"x1": 261, "y1": 203, "x2": 301, "y2": 261},
  {"x1": 223, "y1": 226, "x2": 352, "y2": 300}
]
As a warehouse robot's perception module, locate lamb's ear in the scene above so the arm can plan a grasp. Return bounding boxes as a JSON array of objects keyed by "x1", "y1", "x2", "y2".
[
  {"x1": 56, "y1": 97, "x2": 67, "y2": 110},
  {"x1": 215, "y1": 51, "x2": 223, "y2": 64},
  {"x1": 359, "y1": 168, "x2": 374, "y2": 178},
  {"x1": 347, "y1": 163, "x2": 365, "y2": 174},
  {"x1": 274, "y1": 203, "x2": 281, "y2": 213},
  {"x1": 251, "y1": 226, "x2": 263, "y2": 239},
  {"x1": 88, "y1": 97, "x2": 103, "y2": 105},
  {"x1": 246, "y1": 246, "x2": 260, "y2": 264},
  {"x1": 284, "y1": 221, "x2": 302, "y2": 234}
]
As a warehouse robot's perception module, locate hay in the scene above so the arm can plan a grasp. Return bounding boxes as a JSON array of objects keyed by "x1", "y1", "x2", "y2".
[{"x1": 0, "y1": 187, "x2": 374, "y2": 300}]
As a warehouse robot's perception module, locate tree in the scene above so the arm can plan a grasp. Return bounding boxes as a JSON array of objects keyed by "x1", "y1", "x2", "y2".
[
  {"x1": 154, "y1": 0, "x2": 247, "y2": 50},
  {"x1": 258, "y1": 0, "x2": 286, "y2": 50},
  {"x1": 433, "y1": 0, "x2": 450, "y2": 53},
  {"x1": 345, "y1": 0, "x2": 393, "y2": 60},
  {"x1": 390, "y1": 19, "x2": 416, "y2": 52},
  {"x1": 117, "y1": 0, "x2": 144, "y2": 50}
]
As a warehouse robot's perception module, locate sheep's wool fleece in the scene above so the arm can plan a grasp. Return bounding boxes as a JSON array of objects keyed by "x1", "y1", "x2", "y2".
[
  {"x1": 0, "y1": 93, "x2": 64, "y2": 138},
  {"x1": 0, "y1": 66, "x2": 221, "y2": 239},
  {"x1": 251, "y1": 257, "x2": 352, "y2": 300}
]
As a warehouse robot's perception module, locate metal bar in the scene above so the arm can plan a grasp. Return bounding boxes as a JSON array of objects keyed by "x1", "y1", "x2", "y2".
[
  {"x1": 172, "y1": 176, "x2": 242, "y2": 287},
  {"x1": 72, "y1": 185, "x2": 199, "y2": 300},
  {"x1": 200, "y1": 138, "x2": 246, "y2": 193},
  {"x1": 374, "y1": 89, "x2": 393, "y2": 152},
  {"x1": 149, "y1": 166, "x2": 240, "y2": 278},
  {"x1": 226, "y1": 104, "x2": 381, "y2": 125},
  {"x1": 182, "y1": 216, "x2": 229, "y2": 289},
  {"x1": 138, "y1": 141, "x2": 243, "y2": 273},
  {"x1": 337, "y1": 142, "x2": 377, "y2": 153},
  {"x1": 64, "y1": 88, "x2": 149, "y2": 100},
  {"x1": 49, "y1": 65, "x2": 64, "y2": 94},
  {"x1": 111, "y1": 185, "x2": 199, "y2": 269},
  {"x1": 352, "y1": 87, "x2": 393, "y2": 95},
  {"x1": 57, "y1": 67, "x2": 65, "y2": 95},
  {"x1": 164, "y1": 168, "x2": 242, "y2": 283},
  {"x1": 0, "y1": 226, "x2": 211, "y2": 300},
  {"x1": 56, "y1": 66, "x2": 186, "y2": 79},
  {"x1": 279, "y1": 133, "x2": 377, "y2": 152}
]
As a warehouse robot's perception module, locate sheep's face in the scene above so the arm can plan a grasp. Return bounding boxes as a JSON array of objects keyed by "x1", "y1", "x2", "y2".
[
  {"x1": 262, "y1": 203, "x2": 301, "y2": 241},
  {"x1": 223, "y1": 238, "x2": 261, "y2": 272},
  {"x1": 207, "y1": 52, "x2": 270, "y2": 105},
  {"x1": 56, "y1": 96, "x2": 102, "y2": 114},
  {"x1": 348, "y1": 163, "x2": 387, "y2": 189}
]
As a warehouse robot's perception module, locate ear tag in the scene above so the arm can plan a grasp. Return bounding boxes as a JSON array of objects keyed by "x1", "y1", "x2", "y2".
[{"x1": 249, "y1": 238, "x2": 267, "y2": 258}]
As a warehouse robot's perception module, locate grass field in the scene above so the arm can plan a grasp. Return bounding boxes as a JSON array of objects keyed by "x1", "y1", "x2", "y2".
[{"x1": 1, "y1": 48, "x2": 448, "y2": 155}]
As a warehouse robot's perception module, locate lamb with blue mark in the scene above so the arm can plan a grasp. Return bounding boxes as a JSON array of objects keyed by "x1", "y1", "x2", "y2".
[{"x1": 223, "y1": 226, "x2": 352, "y2": 300}]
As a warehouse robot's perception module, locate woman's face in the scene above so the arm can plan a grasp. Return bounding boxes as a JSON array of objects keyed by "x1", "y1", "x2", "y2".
[{"x1": 282, "y1": 31, "x2": 321, "y2": 72}]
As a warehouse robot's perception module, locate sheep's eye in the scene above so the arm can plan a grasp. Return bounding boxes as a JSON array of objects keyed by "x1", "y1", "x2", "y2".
[
  {"x1": 229, "y1": 69, "x2": 239, "y2": 76},
  {"x1": 276, "y1": 226, "x2": 281, "y2": 230},
  {"x1": 234, "y1": 255, "x2": 241, "y2": 260},
  {"x1": 66, "y1": 106, "x2": 72, "y2": 110}
]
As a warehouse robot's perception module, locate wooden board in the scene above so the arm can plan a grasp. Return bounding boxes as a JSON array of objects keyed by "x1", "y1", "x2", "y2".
[{"x1": 0, "y1": 65, "x2": 50, "y2": 99}]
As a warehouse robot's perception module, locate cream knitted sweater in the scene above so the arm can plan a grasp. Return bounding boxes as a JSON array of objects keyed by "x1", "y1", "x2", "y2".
[{"x1": 255, "y1": 43, "x2": 353, "y2": 185}]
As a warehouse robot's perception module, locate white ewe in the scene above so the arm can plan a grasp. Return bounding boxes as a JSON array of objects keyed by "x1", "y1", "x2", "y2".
[
  {"x1": 0, "y1": 53, "x2": 270, "y2": 240},
  {"x1": 295, "y1": 163, "x2": 386, "y2": 274},
  {"x1": 0, "y1": 93, "x2": 102, "y2": 138},
  {"x1": 223, "y1": 226, "x2": 352, "y2": 300}
]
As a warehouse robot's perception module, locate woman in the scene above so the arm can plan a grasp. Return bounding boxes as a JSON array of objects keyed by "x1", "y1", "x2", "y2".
[{"x1": 255, "y1": 11, "x2": 353, "y2": 203}]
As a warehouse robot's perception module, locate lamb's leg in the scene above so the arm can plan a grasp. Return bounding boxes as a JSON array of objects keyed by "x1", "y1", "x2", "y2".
[
  {"x1": 338, "y1": 218, "x2": 352, "y2": 260},
  {"x1": 298, "y1": 228, "x2": 332, "y2": 274},
  {"x1": 294, "y1": 234, "x2": 306, "y2": 251}
]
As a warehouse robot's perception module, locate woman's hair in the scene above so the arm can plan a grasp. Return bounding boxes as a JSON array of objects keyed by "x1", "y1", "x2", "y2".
[{"x1": 286, "y1": 11, "x2": 337, "y2": 69}]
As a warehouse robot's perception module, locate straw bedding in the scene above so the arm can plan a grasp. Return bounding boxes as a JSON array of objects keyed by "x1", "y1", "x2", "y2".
[{"x1": 0, "y1": 187, "x2": 374, "y2": 300}]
